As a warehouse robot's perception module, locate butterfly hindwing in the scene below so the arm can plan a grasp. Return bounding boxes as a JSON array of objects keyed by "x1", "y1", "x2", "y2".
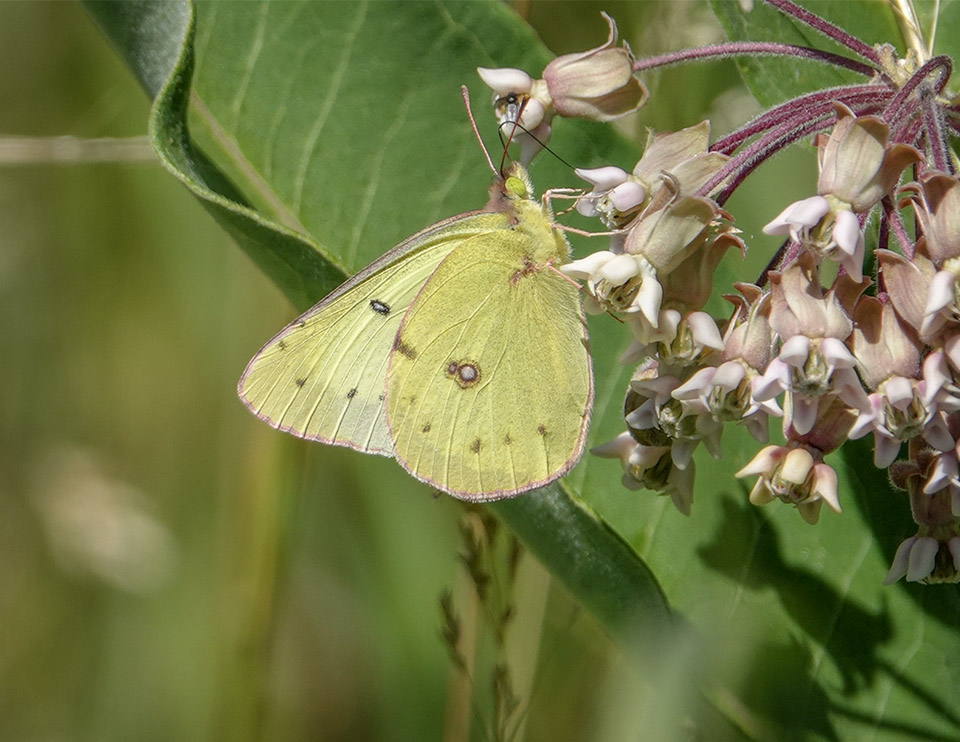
[
  {"x1": 386, "y1": 223, "x2": 592, "y2": 499},
  {"x1": 238, "y1": 212, "x2": 507, "y2": 454}
]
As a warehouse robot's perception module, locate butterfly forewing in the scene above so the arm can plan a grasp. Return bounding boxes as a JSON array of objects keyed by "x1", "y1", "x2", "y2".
[
  {"x1": 238, "y1": 213, "x2": 506, "y2": 454},
  {"x1": 386, "y1": 230, "x2": 591, "y2": 499}
]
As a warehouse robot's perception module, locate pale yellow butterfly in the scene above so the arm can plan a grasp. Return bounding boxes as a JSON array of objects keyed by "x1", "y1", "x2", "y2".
[{"x1": 238, "y1": 163, "x2": 592, "y2": 501}]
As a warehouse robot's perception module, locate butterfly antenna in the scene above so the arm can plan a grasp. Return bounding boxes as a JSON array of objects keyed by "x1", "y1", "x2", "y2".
[
  {"x1": 496, "y1": 118, "x2": 576, "y2": 172},
  {"x1": 461, "y1": 85, "x2": 498, "y2": 176}
]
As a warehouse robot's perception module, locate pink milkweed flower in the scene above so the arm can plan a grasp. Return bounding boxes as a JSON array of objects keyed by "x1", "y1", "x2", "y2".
[
  {"x1": 736, "y1": 443, "x2": 841, "y2": 524},
  {"x1": 575, "y1": 122, "x2": 729, "y2": 229},
  {"x1": 561, "y1": 250, "x2": 663, "y2": 328},
  {"x1": 847, "y1": 297, "x2": 951, "y2": 467},
  {"x1": 591, "y1": 432, "x2": 695, "y2": 515},
  {"x1": 672, "y1": 290, "x2": 782, "y2": 443},
  {"x1": 763, "y1": 197, "x2": 865, "y2": 282},
  {"x1": 753, "y1": 256, "x2": 868, "y2": 434},
  {"x1": 574, "y1": 166, "x2": 646, "y2": 228},
  {"x1": 764, "y1": 104, "x2": 918, "y2": 283},
  {"x1": 882, "y1": 536, "x2": 953, "y2": 584}
]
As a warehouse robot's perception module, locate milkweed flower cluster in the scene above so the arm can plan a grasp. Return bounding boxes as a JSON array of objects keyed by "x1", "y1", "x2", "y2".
[{"x1": 479, "y1": 0, "x2": 960, "y2": 584}]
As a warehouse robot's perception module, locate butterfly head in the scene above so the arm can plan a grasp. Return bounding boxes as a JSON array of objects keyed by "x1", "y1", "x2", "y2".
[{"x1": 500, "y1": 162, "x2": 535, "y2": 203}]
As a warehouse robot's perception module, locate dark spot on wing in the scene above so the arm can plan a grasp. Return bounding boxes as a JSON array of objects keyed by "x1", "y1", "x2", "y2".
[
  {"x1": 295, "y1": 378, "x2": 306, "y2": 388},
  {"x1": 422, "y1": 423, "x2": 432, "y2": 433},
  {"x1": 510, "y1": 257, "x2": 538, "y2": 284},
  {"x1": 470, "y1": 439, "x2": 482, "y2": 454},
  {"x1": 277, "y1": 340, "x2": 287, "y2": 351},
  {"x1": 378, "y1": 394, "x2": 385, "y2": 401},
  {"x1": 370, "y1": 299, "x2": 391, "y2": 315},
  {"x1": 393, "y1": 335, "x2": 417, "y2": 359},
  {"x1": 504, "y1": 433, "x2": 513, "y2": 445},
  {"x1": 445, "y1": 360, "x2": 481, "y2": 389},
  {"x1": 347, "y1": 388, "x2": 357, "y2": 399},
  {"x1": 537, "y1": 424, "x2": 547, "y2": 436}
]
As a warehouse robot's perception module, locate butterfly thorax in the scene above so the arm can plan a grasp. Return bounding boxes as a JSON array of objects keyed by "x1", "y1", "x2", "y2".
[{"x1": 487, "y1": 165, "x2": 571, "y2": 268}]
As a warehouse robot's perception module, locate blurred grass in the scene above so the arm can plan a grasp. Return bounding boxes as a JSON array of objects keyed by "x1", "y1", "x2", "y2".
[{"x1": 0, "y1": 2, "x2": 812, "y2": 740}]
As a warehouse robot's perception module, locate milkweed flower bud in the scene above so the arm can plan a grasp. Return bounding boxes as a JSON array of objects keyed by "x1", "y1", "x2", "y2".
[
  {"x1": 816, "y1": 103, "x2": 921, "y2": 212},
  {"x1": 541, "y1": 12, "x2": 647, "y2": 122}
]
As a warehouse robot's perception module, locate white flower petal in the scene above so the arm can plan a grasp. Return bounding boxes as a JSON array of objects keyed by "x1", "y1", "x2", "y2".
[
  {"x1": 636, "y1": 275, "x2": 663, "y2": 329},
  {"x1": 923, "y1": 451, "x2": 957, "y2": 493},
  {"x1": 924, "y1": 270, "x2": 956, "y2": 317},
  {"x1": 820, "y1": 337, "x2": 857, "y2": 368},
  {"x1": 779, "y1": 335, "x2": 811, "y2": 366},
  {"x1": 883, "y1": 536, "x2": 916, "y2": 584},
  {"x1": 735, "y1": 445, "x2": 783, "y2": 478},
  {"x1": 688, "y1": 311, "x2": 724, "y2": 350},
  {"x1": 575, "y1": 166, "x2": 629, "y2": 191},
  {"x1": 560, "y1": 250, "x2": 615, "y2": 279},
  {"x1": 712, "y1": 361, "x2": 746, "y2": 392},
  {"x1": 884, "y1": 376, "x2": 914, "y2": 409},
  {"x1": 923, "y1": 414, "x2": 955, "y2": 452},
  {"x1": 791, "y1": 394, "x2": 819, "y2": 436},
  {"x1": 672, "y1": 367, "x2": 715, "y2": 401},
  {"x1": 599, "y1": 253, "x2": 641, "y2": 284},
  {"x1": 763, "y1": 196, "x2": 830, "y2": 235},
  {"x1": 517, "y1": 98, "x2": 545, "y2": 130},
  {"x1": 477, "y1": 67, "x2": 533, "y2": 95},
  {"x1": 672, "y1": 440, "x2": 698, "y2": 470},
  {"x1": 833, "y1": 209, "x2": 862, "y2": 258},
  {"x1": 781, "y1": 447, "x2": 814, "y2": 484},
  {"x1": 948, "y1": 537, "x2": 960, "y2": 570},
  {"x1": 753, "y1": 359, "x2": 790, "y2": 402},
  {"x1": 812, "y1": 462, "x2": 841, "y2": 512},
  {"x1": 590, "y1": 432, "x2": 636, "y2": 463},
  {"x1": 873, "y1": 432, "x2": 901, "y2": 469},
  {"x1": 906, "y1": 536, "x2": 939, "y2": 582},
  {"x1": 609, "y1": 181, "x2": 647, "y2": 212}
]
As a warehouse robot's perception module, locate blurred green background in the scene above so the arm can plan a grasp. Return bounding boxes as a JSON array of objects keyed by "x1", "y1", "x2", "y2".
[{"x1": 0, "y1": 2, "x2": 810, "y2": 740}]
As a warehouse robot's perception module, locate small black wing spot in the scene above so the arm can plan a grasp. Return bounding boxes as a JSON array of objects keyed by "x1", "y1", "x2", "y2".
[
  {"x1": 422, "y1": 423, "x2": 432, "y2": 433},
  {"x1": 277, "y1": 340, "x2": 287, "y2": 351},
  {"x1": 346, "y1": 388, "x2": 357, "y2": 399},
  {"x1": 470, "y1": 439, "x2": 482, "y2": 454},
  {"x1": 295, "y1": 378, "x2": 306, "y2": 388},
  {"x1": 537, "y1": 424, "x2": 547, "y2": 436},
  {"x1": 504, "y1": 433, "x2": 513, "y2": 445},
  {"x1": 370, "y1": 299, "x2": 391, "y2": 315}
]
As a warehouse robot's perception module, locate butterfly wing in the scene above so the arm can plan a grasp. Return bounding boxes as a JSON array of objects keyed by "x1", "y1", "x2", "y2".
[
  {"x1": 238, "y1": 212, "x2": 507, "y2": 454},
  {"x1": 385, "y1": 227, "x2": 592, "y2": 499}
]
